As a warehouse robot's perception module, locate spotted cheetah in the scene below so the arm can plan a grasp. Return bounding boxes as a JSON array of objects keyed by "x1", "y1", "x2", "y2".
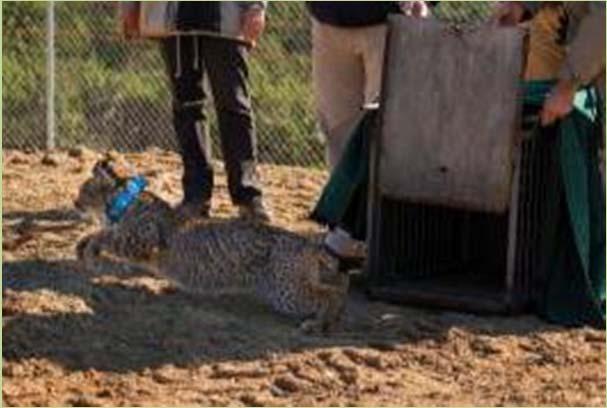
[{"x1": 74, "y1": 156, "x2": 349, "y2": 333}]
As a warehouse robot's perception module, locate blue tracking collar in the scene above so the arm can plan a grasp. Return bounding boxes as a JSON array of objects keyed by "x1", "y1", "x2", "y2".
[{"x1": 105, "y1": 176, "x2": 148, "y2": 224}]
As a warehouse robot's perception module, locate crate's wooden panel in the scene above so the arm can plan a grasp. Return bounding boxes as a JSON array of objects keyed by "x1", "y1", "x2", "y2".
[{"x1": 378, "y1": 16, "x2": 524, "y2": 213}]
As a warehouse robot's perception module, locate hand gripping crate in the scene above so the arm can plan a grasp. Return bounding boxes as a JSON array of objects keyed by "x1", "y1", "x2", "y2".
[{"x1": 364, "y1": 16, "x2": 539, "y2": 314}]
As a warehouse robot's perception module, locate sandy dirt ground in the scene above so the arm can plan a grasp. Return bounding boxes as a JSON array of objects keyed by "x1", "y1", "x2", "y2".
[{"x1": 2, "y1": 148, "x2": 605, "y2": 407}]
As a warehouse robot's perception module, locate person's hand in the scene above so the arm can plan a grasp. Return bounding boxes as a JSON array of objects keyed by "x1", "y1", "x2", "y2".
[
  {"x1": 540, "y1": 79, "x2": 578, "y2": 126},
  {"x1": 491, "y1": 1, "x2": 527, "y2": 27},
  {"x1": 241, "y1": 7, "x2": 266, "y2": 48},
  {"x1": 399, "y1": 1, "x2": 430, "y2": 19},
  {"x1": 120, "y1": 2, "x2": 141, "y2": 40}
]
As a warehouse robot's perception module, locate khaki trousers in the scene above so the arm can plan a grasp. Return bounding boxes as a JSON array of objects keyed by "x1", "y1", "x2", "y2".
[{"x1": 312, "y1": 19, "x2": 387, "y2": 168}]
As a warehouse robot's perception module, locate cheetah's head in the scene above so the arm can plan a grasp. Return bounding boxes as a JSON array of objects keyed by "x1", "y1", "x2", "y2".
[{"x1": 73, "y1": 154, "x2": 132, "y2": 220}]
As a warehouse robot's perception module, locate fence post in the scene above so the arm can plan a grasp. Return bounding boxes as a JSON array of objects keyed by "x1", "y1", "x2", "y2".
[{"x1": 46, "y1": 1, "x2": 55, "y2": 149}]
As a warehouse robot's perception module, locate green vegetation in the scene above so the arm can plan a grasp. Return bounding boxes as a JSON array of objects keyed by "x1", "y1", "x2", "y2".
[
  {"x1": 3, "y1": 2, "x2": 321, "y2": 166},
  {"x1": 3, "y1": 1, "x2": 491, "y2": 166}
]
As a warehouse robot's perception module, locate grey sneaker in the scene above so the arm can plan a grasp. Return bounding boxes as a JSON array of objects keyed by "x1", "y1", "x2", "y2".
[
  {"x1": 324, "y1": 228, "x2": 367, "y2": 259},
  {"x1": 238, "y1": 197, "x2": 272, "y2": 222}
]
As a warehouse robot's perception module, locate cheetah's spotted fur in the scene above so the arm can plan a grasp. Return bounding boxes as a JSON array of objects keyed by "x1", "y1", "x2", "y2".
[{"x1": 74, "y1": 157, "x2": 349, "y2": 333}]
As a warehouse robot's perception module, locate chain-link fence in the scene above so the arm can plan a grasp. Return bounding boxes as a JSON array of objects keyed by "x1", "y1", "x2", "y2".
[{"x1": 3, "y1": 1, "x2": 494, "y2": 167}]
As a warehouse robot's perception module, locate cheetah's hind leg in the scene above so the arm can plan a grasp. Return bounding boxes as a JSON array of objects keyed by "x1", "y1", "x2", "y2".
[{"x1": 299, "y1": 272, "x2": 350, "y2": 335}]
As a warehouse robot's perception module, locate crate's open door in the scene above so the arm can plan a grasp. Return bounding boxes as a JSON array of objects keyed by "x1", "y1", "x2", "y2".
[
  {"x1": 365, "y1": 16, "x2": 528, "y2": 314},
  {"x1": 378, "y1": 16, "x2": 525, "y2": 213}
]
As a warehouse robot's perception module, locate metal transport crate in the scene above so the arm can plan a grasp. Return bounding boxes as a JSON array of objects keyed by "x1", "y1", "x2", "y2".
[{"x1": 365, "y1": 16, "x2": 537, "y2": 314}]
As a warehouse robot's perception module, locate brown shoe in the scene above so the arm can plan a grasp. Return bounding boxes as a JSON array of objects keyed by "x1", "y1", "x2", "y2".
[
  {"x1": 238, "y1": 197, "x2": 271, "y2": 222},
  {"x1": 175, "y1": 201, "x2": 211, "y2": 219}
]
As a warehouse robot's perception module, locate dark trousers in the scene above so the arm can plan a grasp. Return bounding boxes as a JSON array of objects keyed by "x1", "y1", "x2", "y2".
[{"x1": 161, "y1": 35, "x2": 262, "y2": 205}]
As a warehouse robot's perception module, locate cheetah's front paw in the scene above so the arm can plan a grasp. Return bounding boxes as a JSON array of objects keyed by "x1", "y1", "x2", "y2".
[{"x1": 76, "y1": 236, "x2": 106, "y2": 274}]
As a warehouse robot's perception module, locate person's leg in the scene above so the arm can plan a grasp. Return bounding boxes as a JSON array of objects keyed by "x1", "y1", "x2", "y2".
[
  {"x1": 199, "y1": 37, "x2": 269, "y2": 220},
  {"x1": 323, "y1": 24, "x2": 387, "y2": 266},
  {"x1": 360, "y1": 23, "x2": 388, "y2": 108},
  {"x1": 161, "y1": 35, "x2": 213, "y2": 215},
  {"x1": 311, "y1": 22, "x2": 371, "y2": 264},
  {"x1": 312, "y1": 19, "x2": 366, "y2": 169}
]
